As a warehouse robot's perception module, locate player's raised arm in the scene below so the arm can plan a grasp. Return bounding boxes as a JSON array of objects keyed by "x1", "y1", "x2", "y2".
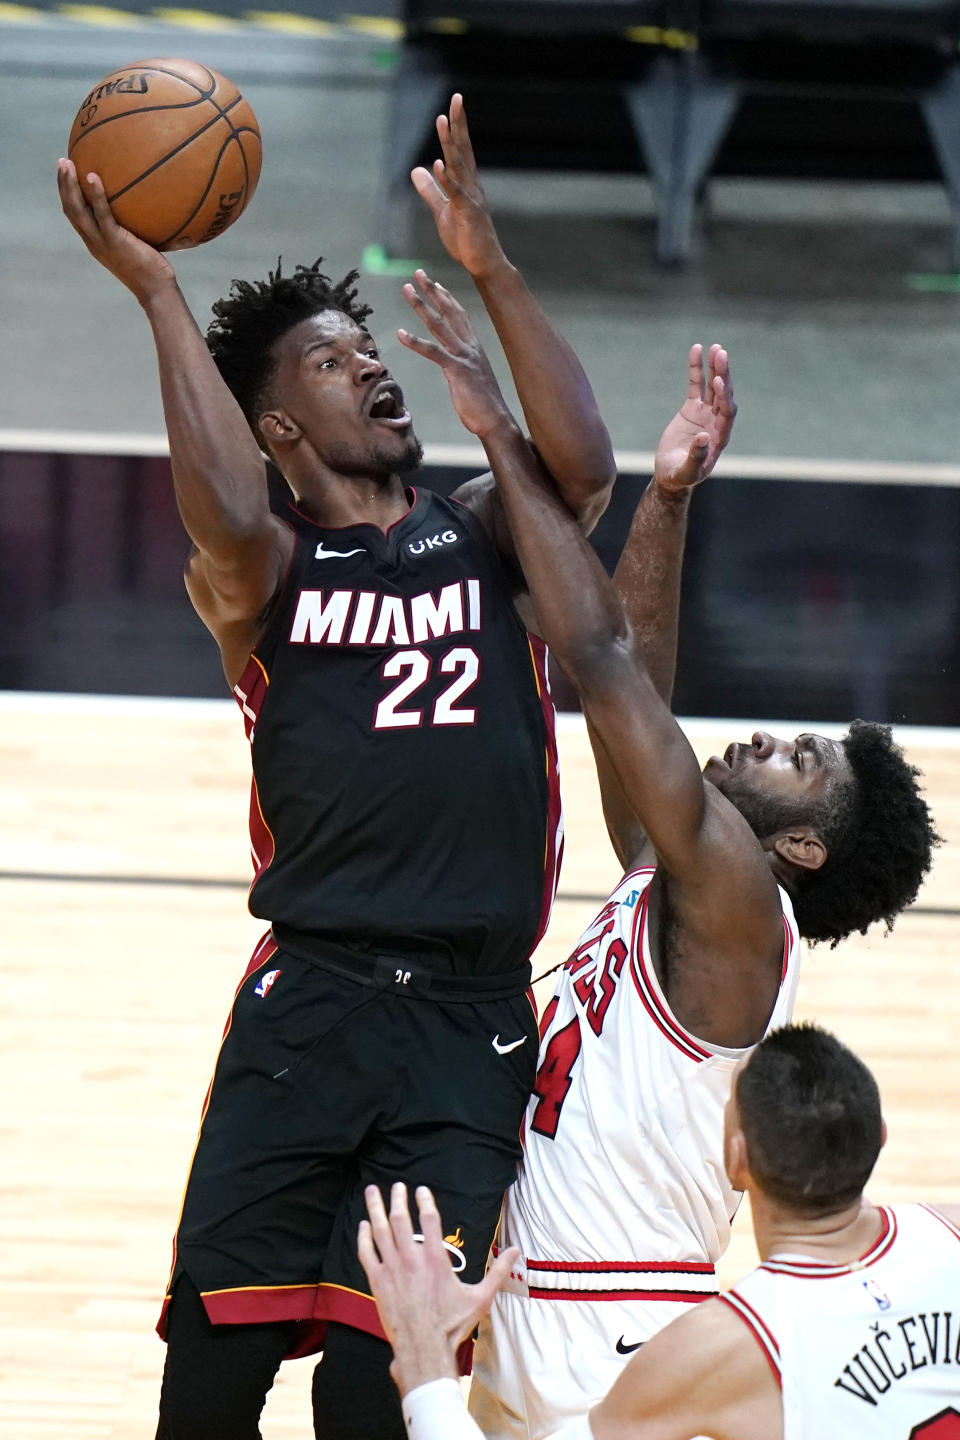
[
  {"x1": 413, "y1": 94, "x2": 615, "y2": 527},
  {"x1": 401, "y1": 278, "x2": 784, "y2": 1043},
  {"x1": 56, "y1": 159, "x2": 288, "y2": 636},
  {"x1": 590, "y1": 345, "x2": 736, "y2": 871}
]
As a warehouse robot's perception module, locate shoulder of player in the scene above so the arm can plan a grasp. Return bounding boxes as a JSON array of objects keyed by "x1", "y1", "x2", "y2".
[
  {"x1": 592, "y1": 1298, "x2": 778, "y2": 1440},
  {"x1": 448, "y1": 471, "x2": 497, "y2": 530},
  {"x1": 646, "y1": 819, "x2": 787, "y2": 1046},
  {"x1": 448, "y1": 471, "x2": 533, "y2": 613},
  {"x1": 916, "y1": 1201, "x2": 960, "y2": 1236}
]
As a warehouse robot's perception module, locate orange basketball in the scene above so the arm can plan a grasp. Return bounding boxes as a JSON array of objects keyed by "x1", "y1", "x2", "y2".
[{"x1": 67, "y1": 57, "x2": 262, "y2": 251}]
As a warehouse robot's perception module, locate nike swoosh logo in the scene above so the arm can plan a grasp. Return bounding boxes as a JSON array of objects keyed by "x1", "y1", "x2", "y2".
[
  {"x1": 491, "y1": 1034, "x2": 527, "y2": 1055},
  {"x1": 616, "y1": 1337, "x2": 645, "y2": 1355},
  {"x1": 314, "y1": 542, "x2": 364, "y2": 560}
]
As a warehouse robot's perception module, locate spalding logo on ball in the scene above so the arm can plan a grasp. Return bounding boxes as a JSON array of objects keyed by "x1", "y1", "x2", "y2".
[{"x1": 68, "y1": 57, "x2": 262, "y2": 251}]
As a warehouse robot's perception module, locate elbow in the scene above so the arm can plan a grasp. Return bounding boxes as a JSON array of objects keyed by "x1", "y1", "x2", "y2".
[
  {"x1": 573, "y1": 473, "x2": 616, "y2": 535},
  {"x1": 529, "y1": 440, "x2": 616, "y2": 533},
  {"x1": 564, "y1": 629, "x2": 633, "y2": 698}
]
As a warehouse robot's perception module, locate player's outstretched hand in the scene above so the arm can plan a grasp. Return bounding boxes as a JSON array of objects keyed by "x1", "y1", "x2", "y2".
[
  {"x1": 654, "y1": 344, "x2": 737, "y2": 496},
  {"x1": 399, "y1": 270, "x2": 515, "y2": 439},
  {"x1": 411, "y1": 94, "x2": 505, "y2": 281},
  {"x1": 57, "y1": 158, "x2": 175, "y2": 304},
  {"x1": 359, "y1": 1182, "x2": 519, "y2": 1398}
]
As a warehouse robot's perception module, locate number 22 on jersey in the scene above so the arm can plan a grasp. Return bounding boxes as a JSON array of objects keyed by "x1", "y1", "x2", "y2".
[{"x1": 374, "y1": 646, "x2": 479, "y2": 729}]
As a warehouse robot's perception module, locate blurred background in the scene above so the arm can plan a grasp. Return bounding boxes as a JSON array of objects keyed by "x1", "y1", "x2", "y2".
[
  {"x1": 4, "y1": 6, "x2": 960, "y2": 1437},
  {"x1": 4, "y1": 0, "x2": 960, "y2": 719}
]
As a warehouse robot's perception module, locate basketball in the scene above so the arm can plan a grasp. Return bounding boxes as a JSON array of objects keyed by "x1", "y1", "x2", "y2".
[{"x1": 67, "y1": 57, "x2": 262, "y2": 251}]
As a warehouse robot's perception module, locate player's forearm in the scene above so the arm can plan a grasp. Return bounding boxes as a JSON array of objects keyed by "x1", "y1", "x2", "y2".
[
  {"x1": 586, "y1": 481, "x2": 691, "y2": 866},
  {"x1": 479, "y1": 419, "x2": 629, "y2": 683},
  {"x1": 473, "y1": 260, "x2": 615, "y2": 522},
  {"x1": 615, "y1": 480, "x2": 691, "y2": 703},
  {"x1": 481, "y1": 417, "x2": 709, "y2": 865},
  {"x1": 141, "y1": 282, "x2": 271, "y2": 556}
]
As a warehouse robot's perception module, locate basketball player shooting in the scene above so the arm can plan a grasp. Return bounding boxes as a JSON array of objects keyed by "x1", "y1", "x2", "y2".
[
  {"x1": 359, "y1": 1025, "x2": 960, "y2": 1440},
  {"x1": 398, "y1": 280, "x2": 938, "y2": 1439},
  {"x1": 55, "y1": 130, "x2": 615, "y2": 1440}
]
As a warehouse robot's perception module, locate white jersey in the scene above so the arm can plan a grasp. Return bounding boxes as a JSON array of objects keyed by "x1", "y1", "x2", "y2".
[
  {"x1": 470, "y1": 867, "x2": 801, "y2": 1439},
  {"x1": 724, "y1": 1203, "x2": 960, "y2": 1440}
]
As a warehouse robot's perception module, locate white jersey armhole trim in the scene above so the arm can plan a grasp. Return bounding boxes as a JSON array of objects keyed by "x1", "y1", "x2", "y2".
[
  {"x1": 719, "y1": 1290, "x2": 783, "y2": 1387},
  {"x1": 919, "y1": 1202, "x2": 960, "y2": 1245}
]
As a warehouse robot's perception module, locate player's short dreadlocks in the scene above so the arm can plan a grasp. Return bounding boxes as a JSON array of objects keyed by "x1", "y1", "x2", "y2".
[
  {"x1": 205, "y1": 258, "x2": 372, "y2": 441},
  {"x1": 791, "y1": 720, "x2": 939, "y2": 946}
]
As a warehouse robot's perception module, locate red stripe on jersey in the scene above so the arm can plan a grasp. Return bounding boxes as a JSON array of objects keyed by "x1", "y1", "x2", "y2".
[
  {"x1": 526, "y1": 634, "x2": 563, "y2": 956},
  {"x1": 234, "y1": 652, "x2": 269, "y2": 741},
  {"x1": 628, "y1": 888, "x2": 711, "y2": 1063},
  {"x1": 234, "y1": 654, "x2": 277, "y2": 887},
  {"x1": 760, "y1": 1207, "x2": 897, "y2": 1278},
  {"x1": 528, "y1": 1286, "x2": 715, "y2": 1303},
  {"x1": 720, "y1": 1292, "x2": 783, "y2": 1387},
  {"x1": 921, "y1": 1203, "x2": 960, "y2": 1246},
  {"x1": 241, "y1": 930, "x2": 279, "y2": 985},
  {"x1": 286, "y1": 487, "x2": 419, "y2": 534},
  {"x1": 248, "y1": 775, "x2": 276, "y2": 888},
  {"x1": 525, "y1": 1258, "x2": 715, "y2": 1274},
  {"x1": 206, "y1": 1266, "x2": 476, "y2": 1375}
]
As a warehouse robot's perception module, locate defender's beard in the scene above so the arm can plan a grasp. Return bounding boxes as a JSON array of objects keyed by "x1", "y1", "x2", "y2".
[{"x1": 714, "y1": 773, "x2": 819, "y2": 844}]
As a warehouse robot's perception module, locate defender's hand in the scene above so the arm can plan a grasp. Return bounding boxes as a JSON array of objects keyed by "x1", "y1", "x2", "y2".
[
  {"x1": 399, "y1": 270, "x2": 514, "y2": 439},
  {"x1": 411, "y1": 94, "x2": 506, "y2": 281},
  {"x1": 654, "y1": 344, "x2": 737, "y2": 496},
  {"x1": 359, "y1": 1182, "x2": 519, "y2": 1397},
  {"x1": 57, "y1": 157, "x2": 176, "y2": 305}
]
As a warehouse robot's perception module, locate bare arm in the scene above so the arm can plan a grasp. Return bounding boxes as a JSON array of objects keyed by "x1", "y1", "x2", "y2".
[
  {"x1": 585, "y1": 1298, "x2": 781, "y2": 1440},
  {"x1": 413, "y1": 94, "x2": 615, "y2": 527},
  {"x1": 929, "y1": 1203, "x2": 960, "y2": 1227},
  {"x1": 592, "y1": 345, "x2": 737, "y2": 870},
  {"x1": 401, "y1": 281, "x2": 783, "y2": 1044},
  {"x1": 57, "y1": 160, "x2": 291, "y2": 674}
]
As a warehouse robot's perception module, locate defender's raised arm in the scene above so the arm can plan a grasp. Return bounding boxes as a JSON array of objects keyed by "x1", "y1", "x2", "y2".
[{"x1": 591, "y1": 344, "x2": 736, "y2": 870}]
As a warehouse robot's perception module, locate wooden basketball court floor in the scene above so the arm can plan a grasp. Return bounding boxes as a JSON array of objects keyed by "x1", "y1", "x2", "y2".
[{"x1": 2, "y1": 694, "x2": 958, "y2": 1437}]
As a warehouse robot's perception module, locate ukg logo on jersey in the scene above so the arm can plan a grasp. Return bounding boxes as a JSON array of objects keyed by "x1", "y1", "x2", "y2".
[{"x1": 408, "y1": 529, "x2": 458, "y2": 556}]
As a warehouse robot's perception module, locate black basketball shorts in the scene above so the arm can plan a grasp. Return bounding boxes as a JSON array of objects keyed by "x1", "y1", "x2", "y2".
[{"x1": 157, "y1": 930, "x2": 538, "y2": 1360}]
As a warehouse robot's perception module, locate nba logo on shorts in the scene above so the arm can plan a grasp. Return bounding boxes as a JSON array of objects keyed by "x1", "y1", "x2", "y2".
[{"x1": 254, "y1": 968, "x2": 281, "y2": 999}]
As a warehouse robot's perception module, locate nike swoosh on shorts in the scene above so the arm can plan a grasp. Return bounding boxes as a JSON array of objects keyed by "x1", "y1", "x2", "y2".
[{"x1": 491, "y1": 1034, "x2": 527, "y2": 1055}]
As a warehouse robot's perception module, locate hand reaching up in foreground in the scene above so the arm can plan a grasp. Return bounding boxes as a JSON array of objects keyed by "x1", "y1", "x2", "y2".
[{"x1": 358, "y1": 1182, "x2": 519, "y2": 1396}]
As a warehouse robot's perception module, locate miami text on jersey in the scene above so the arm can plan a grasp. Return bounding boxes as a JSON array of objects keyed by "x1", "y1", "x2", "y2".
[{"x1": 289, "y1": 579, "x2": 482, "y2": 648}]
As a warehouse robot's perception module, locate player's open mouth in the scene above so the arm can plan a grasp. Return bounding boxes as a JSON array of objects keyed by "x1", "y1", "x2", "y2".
[{"x1": 367, "y1": 382, "x2": 411, "y2": 428}]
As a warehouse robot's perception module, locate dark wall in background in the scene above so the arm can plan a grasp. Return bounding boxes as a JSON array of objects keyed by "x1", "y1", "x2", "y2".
[{"x1": 2, "y1": 448, "x2": 958, "y2": 723}]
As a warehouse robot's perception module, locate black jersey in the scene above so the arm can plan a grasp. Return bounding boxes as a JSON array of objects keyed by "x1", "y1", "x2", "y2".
[{"x1": 232, "y1": 488, "x2": 562, "y2": 977}]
